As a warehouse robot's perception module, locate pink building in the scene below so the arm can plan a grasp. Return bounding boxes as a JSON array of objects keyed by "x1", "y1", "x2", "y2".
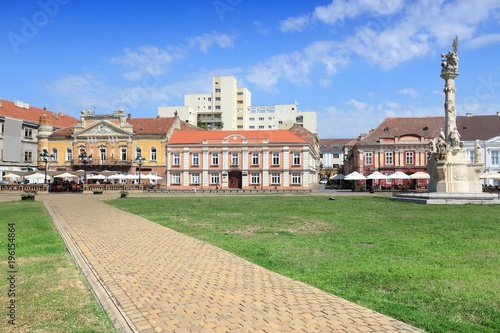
[{"x1": 166, "y1": 127, "x2": 320, "y2": 190}]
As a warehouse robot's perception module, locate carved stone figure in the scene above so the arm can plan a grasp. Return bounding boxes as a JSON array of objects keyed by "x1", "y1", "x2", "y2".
[
  {"x1": 441, "y1": 35, "x2": 459, "y2": 74},
  {"x1": 474, "y1": 140, "x2": 481, "y2": 162},
  {"x1": 450, "y1": 127, "x2": 461, "y2": 149},
  {"x1": 437, "y1": 128, "x2": 447, "y2": 160}
]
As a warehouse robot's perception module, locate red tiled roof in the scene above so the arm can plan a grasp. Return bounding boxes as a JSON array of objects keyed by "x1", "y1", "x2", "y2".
[
  {"x1": 320, "y1": 138, "x2": 354, "y2": 148},
  {"x1": 169, "y1": 129, "x2": 307, "y2": 144},
  {"x1": 457, "y1": 115, "x2": 500, "y2": 140},
  {"x1": 0, "y1": 99, "x2": 78, "y2": 128},
  {"x1": 359, "y1": 117, "x2": 444, "y2": 145}
]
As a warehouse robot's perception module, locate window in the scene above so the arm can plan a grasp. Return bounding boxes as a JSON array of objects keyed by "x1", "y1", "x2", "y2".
[
  {"x1": 66, "y1": 148, "x2": 72, "y2": 162},
  {"x1": 237, "y1": 117, "x2": 243, "y2": 120},
  {"x1": 215, "y1": 97, "x2": 221, "y2": 101},
  {"x1": 212, "y1": 152, "x2": 219, "y2": 165},
  {"x1": 272, "y1": 152, "x2": 280, "y2": 166},
  {"x1": 100, "y1": 148, "x2": 106, "y2": 164},
  {"x1": 210, "y1": 173, "x2": 220, "y2": 185},
  {"x1": 24, "y1": 128, "x2": 33, "y2": 138},
  {"x1": 151, "y1": 147, "x2": 157, "y2": 161},
  {"x1": 24, "y1": 151, "x2": 32, "y2": 162},
  {"x1": 365, "y1": 152, "x2": 373, "y2": 165},
  {"x1": 259, "y1": 125, "x2": 264, "y2": 129},
  {"x1": 467, "y1": 150, "x2": 475, "y2": 163},
  {"x1": 192, "y1": 153, "x2": 199, "y2": 166},
  {"x1": 191, "y1": 173, "x2": 200, "y2": 184},
  {"x1": 271, "y1": 173, "x2": 280, "y2": 184},
  {"x1": 385, "y1": 151, "x2": 393, "y2": 165},
  {"x1": 406, "y1": 151, "x2": 414, "y2": 164},
  {"x1": 215, "y1": 105, "x2": 221, "y2": 110},
  {"x1": 172, "y1": 173, "x2": 181, "y2": 184},
  {"x1": 173, "y1": 153, "x2": 180, "y2": 166},
  {"x1": 136, "y1": 147, "x2": 142, "y2": 159},
  {"x1": 259, "y1": 117, "x2": 264, "y2": 121},
  {"x1": 231, "y1": 153, "x2": 239, "y2": 166},
  {"x1": 249, "y1": 117, "x2": 255, "y2": 121},
  {"x1": 250, "y1": 173, "x2": 260, "y2": 184},
  {"x1": 1, "y1": 123, "x2": 4, "y2": 134},
  {"x1": 215, "y1": 88, "x2": 221, "y2": 93},
  {"x1": 249, "y1": 126, "x2": 255, "y2": 129},
  {"x1": 293, "y1": 152, "x2": 300, "y2": 166},
  {"x1": 292, "y1": 173, "x2": 301, "y2": 185},
  {"x1": 208, "y1": 97, "x2": 211, "y2": 101},
  {"x1": 52, "y1": 148, "x2": 58, "y2": 162},
  {"x1": 333, "y1": 154, "x2": 340, "y2": 158},
  {"x1": 491, "y1": 151, "x2": 499, "y2": 165},
  {"x1": 121, "y1": 147, "x2": 127, "y2": 161},
  {"x1": 252, "y1": 152, "x2": 259, "y2": 165}
]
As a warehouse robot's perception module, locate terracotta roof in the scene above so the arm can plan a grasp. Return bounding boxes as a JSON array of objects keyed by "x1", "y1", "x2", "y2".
[
  {"x1": 169, "y1": 129, "x2": 307, "y2": 144},
  {"x1": 320, "y1": 138, "x2": 354, "y2": 149},
  {"x1": 457, "y1": 115, "x2": 500, "y2": 140},
  {"x1": 0, "y1": 99, "x2": 78, "y2": 128},
  {"x1": 51, "y1": 116, "x2": 204, "y2": 137},
  {"x1": 359, "y1": 117, "x2": 444, "y2": 145}
]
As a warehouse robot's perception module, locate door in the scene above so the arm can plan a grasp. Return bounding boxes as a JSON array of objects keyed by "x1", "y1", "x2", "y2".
[{"x1": 228, "y1": 171, "x2": 242, "y2": 189}]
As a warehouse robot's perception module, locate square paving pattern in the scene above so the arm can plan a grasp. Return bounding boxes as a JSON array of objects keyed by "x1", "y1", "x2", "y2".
[{"x1": 44, "y1": 194, "x2": 424, "y2": 333}]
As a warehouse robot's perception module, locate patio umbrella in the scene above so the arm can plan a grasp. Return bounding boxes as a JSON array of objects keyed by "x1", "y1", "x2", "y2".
[
  {"x1": 143, "y1": 174, "x2": 163, "y2": 180},
  {"x1": 345, "y1": 171, "x2": 366, "y2": 180},
  {"x1": 331, "y1": 174, "x2": 345, "y2": 180},
  {"x1": 3, "y1": 172, "x2": 22, "y2": 178},
  {"x1": 409, "y1": 171, "x2": 430, "y2": 179},
  {"x1": 53, "y1": 172, "x2": 78, "y2": 178},
  {"x1": 87, "y1": 174, "x2": 107, "y2": 180},
  {"x1": 486, "y1": 172, "x2": 500, "y2": 180},
  {"x1": 366, "y1": 171, "x2": 387, "y2": 180},
  {"x1": 387, "y1": 171, "x2": 410, "y2": 180},
  {"x1": 125, "y1": 174, "x2": 139, "y2": 180},
  {"x1": 26, "y1": 172, "x2": 49, "y2": 180},
  {"x1": 108, "y1": 174, "x2": 127, "y2": 180}
]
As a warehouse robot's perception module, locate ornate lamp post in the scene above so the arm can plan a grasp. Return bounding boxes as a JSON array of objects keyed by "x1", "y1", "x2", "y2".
[
  {"x1": 39, "y1": 150, "x2": 55, "y2": 184},
  {"x1": 135, "y1": 156, "x2": 146, "y2": 184},
  {"x1": 78, "y1": 151, "x2": 92, "y2": 183}
]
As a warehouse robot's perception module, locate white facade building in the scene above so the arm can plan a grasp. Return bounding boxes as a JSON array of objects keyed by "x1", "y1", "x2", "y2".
[{"x1": 158, "y1": 76, "x2": 317, "y2": 133}]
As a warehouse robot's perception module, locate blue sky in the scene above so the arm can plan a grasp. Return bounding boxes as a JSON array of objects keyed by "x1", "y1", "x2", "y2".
[{"x1": 1, "y1": 0, "x2": 499, "y2": 138}]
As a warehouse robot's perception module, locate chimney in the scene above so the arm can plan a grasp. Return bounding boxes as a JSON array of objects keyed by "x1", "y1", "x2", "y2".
[
  {"x1": 497, "y1": 112, "x2": 500, "y2": 116},
  {"x1": 466, "y1": 112, "x2": 473, "y2": 117},
  {"x1": 127, "y1": 113, "x2": 131, "y2": 119}
]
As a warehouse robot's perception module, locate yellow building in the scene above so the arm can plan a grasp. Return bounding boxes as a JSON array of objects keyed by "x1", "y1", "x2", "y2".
[{"x1": 40, "y1": 109, "x2": 202, "y2": 182}]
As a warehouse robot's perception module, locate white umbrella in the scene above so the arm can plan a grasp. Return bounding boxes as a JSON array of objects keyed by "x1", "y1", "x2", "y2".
[
  {"x1": 87, "y1": 174, "x2": 107, "y2": 180},
  {"x1": 409, "y1": 171, "x2": 430, "y2": 179},
  {"x1": 108, "y1": 174, "x2": 127, "y2": 180},
  {"x1": 143, "y1": 174, "x2": 163, "y2": 180},
  {"x1": 345, "y1": 171, "x2": 366, "y2": 180},
  {"x1": 331, "y1": 174, "x2": 345, "y2": 180},
  {"x1": 54, "y1": 172, "x2": 78, "y2": 178},
  {"x1": 3, "y1": 172, "x2": 22, "y2": 178},
  {"x1": 125, "y1": 174, "x2": 139, "y2": 180},
  {"x1": 26, "y1": 172, "x2": 50, "y2": 180},
  {"x1": 367, "y1": 171, "x2": 387, "y2": 180},
  {"x1": 388, "y1": 171, "x2": 410, "y2": 180},
  {"x1": 486, "y1": 172, "x2": 500, "y2": 180}
]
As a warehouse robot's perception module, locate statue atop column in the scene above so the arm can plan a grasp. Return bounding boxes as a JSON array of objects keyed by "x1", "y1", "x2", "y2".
[{"x1": 441, "y1": 35, "x2": 459, "y2": 74}]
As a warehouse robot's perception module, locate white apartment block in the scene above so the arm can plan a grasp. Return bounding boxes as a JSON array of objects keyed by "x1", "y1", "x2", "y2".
[{"x1": 158, "y1": 76, "x2": 317, "y2": 133}]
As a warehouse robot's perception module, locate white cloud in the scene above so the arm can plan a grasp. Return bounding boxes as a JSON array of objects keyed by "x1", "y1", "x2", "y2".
[
  {"x1": 187, "y1": 31, "x2": 234, "y2": 53},
  {"x1": 253, "y1": 21, "x2": 270, "y2": 35},
  {"x1": 279, "y1": 14, "x2": 311, "y2": 32},
  {"x1": 110, "y1": 45, "x2": 182, "y2": 81},
  {"x1": 347, "y1": 98, "x2": 368, "y2": 110},
  {"x1": 400, "y1": 88, "x2": 418, "y2": 98},
  {"x1": 465, "y1": 33, "x2": 500, "y2": 49}
]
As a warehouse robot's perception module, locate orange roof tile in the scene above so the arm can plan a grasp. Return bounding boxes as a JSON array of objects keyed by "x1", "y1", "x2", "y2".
[
  {"x1": 169, "y1": 129, "x2": 306, "y2": 144},
  {"x1": 0, "y1": 99, "x2": 78, "y2": 128}
]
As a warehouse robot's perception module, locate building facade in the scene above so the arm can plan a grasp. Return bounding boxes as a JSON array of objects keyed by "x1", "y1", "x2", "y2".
[
  {"x1": 165, "y1": 125, "x2": 320, "y2": 190},
  {"x1": 0, "y1": 98, "x2": 78, "y2": 178},
  {"x1": 345, "y1": 114, "x2": 500, "y2": 186},
  {"x1": 42, "y1": 109, "x2": 203, "y2": 181},
  {"x1": 319, "y1": 138, "x2": 355, "y2": 176},
  {"x1": 158, "y1": 76, "x2": 317, "y2": 133}
]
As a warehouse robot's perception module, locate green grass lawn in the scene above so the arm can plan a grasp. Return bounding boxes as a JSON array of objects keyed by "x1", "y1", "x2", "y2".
[
  {"x1": 109, "y1": 194, "x2": 500, "y2": 333},
  {"x1": 0, "y1": 201, "x2": 117, "y2": 333}
]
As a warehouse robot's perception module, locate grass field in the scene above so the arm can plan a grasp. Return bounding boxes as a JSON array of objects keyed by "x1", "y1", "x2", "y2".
[
  {"x1": 0, "y1": 201, "x2": 117, "y2": 333},
  {"x1": 109, "y1": 194, "x2": 500, "y2": 333}
]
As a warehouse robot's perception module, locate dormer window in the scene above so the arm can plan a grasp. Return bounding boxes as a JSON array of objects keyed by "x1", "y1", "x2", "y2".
[
  {"x1": 383, "y1": 127, "x2": 389, "y2": 132},
  {"x1": 423, "y1": 126, "x2": 428, "y2": 131}
]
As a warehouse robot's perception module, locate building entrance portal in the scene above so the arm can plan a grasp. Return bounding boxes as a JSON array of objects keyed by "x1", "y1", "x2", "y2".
[{"x1": 228, "y1": 171, "x2": 242, "y2": 189}]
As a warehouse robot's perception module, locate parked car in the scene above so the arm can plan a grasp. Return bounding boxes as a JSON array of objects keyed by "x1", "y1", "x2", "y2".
[{"x1": 319, "y1": 178, "x2": 329, "y2": 184}]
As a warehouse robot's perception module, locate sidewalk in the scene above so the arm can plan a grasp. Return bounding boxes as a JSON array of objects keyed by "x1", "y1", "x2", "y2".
[{"x1": 44, "y1": 194, "x2": 424, "y2": 333}]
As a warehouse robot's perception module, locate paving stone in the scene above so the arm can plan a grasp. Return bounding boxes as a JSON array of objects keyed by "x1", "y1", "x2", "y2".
[{"x1": 44, "y1": 194, "x2": 425, "y2": 333}]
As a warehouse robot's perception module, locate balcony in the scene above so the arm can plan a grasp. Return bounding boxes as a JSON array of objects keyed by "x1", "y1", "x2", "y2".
[{"x1": 71, "y1": 158, "x2": 134, "y2": 168}]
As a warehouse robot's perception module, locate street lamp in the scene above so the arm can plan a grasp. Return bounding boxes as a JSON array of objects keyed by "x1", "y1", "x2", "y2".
[
  {"x1": 135, "y1": 156, "x2": 146, "y2": 184},
  {"x1": 39, "y1": 150, "x2": 55, "y2": 184},
  {"x1": 78, "y1": 151, "x2": 92, "y2": 184}
]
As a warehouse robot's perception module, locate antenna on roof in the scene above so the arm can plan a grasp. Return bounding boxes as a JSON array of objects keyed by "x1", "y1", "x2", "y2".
[{"x1": 91, "y1": 106, "x2": 96, "y2": 114}]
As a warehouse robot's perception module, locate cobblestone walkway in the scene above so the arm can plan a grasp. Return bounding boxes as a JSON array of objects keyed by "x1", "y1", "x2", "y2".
[{"x1": 44, "y1": 194, "x2": 424, "y2": 333}]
